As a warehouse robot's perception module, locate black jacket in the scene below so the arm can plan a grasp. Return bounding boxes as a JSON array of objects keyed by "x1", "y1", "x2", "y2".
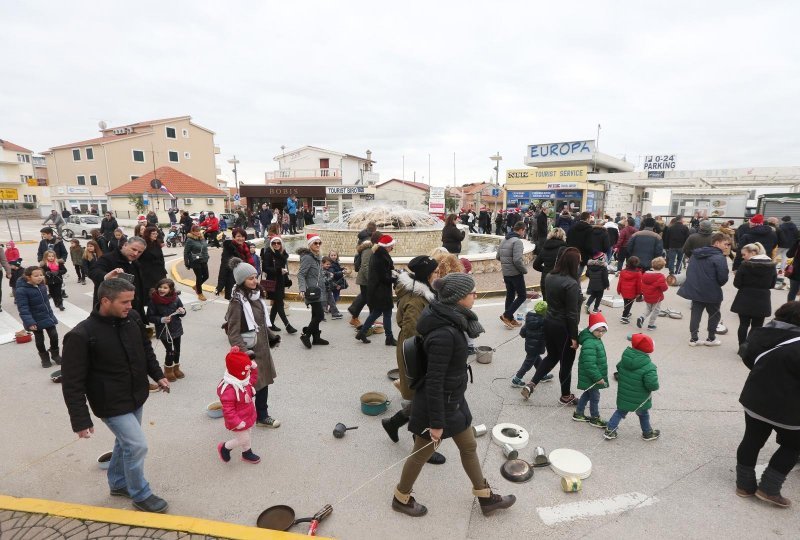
[
  {"x1": 544, "y1": 272, "x2": 582, "y2": 340},
  {"x1": 520, "y1": 311, "x2": 546, "y2": 357},
  {"x1": 258, "y1": 208, "x2": 273, "y2": 228},
  {"x1": 89, "y1": 249, "x2": 145, "y2": 317},
  {"x1": 367, "y1": 246, "x2": 395, "y2": 311},
  {"x1": 408, "y1": 304, "x2": 472, "y2": 439},
  {"x1": 37, "y1": 238, "x2": 67, "y2": 263},
  {"x1": 536, "y1": 212, "x2": 548, "y2": 236},
  {"x1": 217, "y1": 239, "x2": 240, "y2": 294},
  {"x1": 100, "y1": 217, "x2": 118, "y2": 238},
  {"x1": 730, "y1": 257, "x2": 776, "y2": 317},
  {"x1": 663, "y1": 223, "x2": 690, "y2": 250},
  {"x1": 357, "y1": 228, "x2": 374, "y2": 245},
  {"x1": 532, "y1": 238, "x2": 566, "y2": 275},
  {"x1": 788, "y1": 240, "x2": 800, "y2": 282},
  {"x1": 146, "y1": 293, "x2": 185, "y2": 339},
  {"x1": 61, "y1": 310, "x2": 163, "y2": 432},
  {"x1": 566, "y1": 220, "x2": 594, "y2": 264},
  {"x1": 585, "y1": 258, "x2": 610, "y2": 293},
  {"x1": 779, "y1": 221, "x2": 799, "y2": 248},
  {"x1": 479, "y1": 210, "x2": 492, "y2": 231},
  {"x1": 738, "y1": 224, "x2": 778, "y2": 262},
  {"x1": 138, "y1": 242, "x2": 167, "y2": 294},
  {"x1": 590, "y1": 226, "x2": 610, "y2": 255},
  {"x1": 441, "y1": 224, "x2": 465, "y2": 254},
  {"x1": 739, "y1": 321, "x2": 800, "y2": 428},
  {"x1": 262, "y1": 247, "x2": 289, "y2": 300}
]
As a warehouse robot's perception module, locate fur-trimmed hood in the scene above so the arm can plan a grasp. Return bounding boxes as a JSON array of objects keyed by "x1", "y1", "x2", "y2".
[
  {"x1": 356, "y1": 241, "x2": 373, "y2": 254},
  {"x1": 394, "y1": 271, "x2": 436, "y2": 303}
]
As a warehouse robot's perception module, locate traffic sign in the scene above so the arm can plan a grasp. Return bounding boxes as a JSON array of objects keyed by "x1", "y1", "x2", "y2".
[{"x1": 233, "y1": 193, "x2": 240, "y2": 201}]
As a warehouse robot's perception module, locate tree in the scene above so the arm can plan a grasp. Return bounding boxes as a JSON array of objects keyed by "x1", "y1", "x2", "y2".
[
  {"x1": 128, "y1": 194, "x2": 146, "y2": 214},
  {"x1": 445, "y1": 196, "x2": 459, "y2": 213}
]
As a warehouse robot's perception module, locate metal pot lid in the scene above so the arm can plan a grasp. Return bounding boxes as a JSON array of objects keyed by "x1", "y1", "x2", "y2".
[
  {"x1": 500, "y1": 459, "x2": 533, "y2": 483},
  {"x1": 257, "y1": 505, "x2": 295, "y2": 531},
  {"x1": 386, "y1": 368, "x2": 400, "y2": 381}
]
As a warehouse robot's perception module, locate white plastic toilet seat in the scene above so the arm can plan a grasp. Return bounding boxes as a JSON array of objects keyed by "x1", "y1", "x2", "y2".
[
  {"x1": 548, "y1": 448, "x2": 593, "y2": 479},
  {"x1": 491, "y1": 423, "x2": 530, "y2": 450}
]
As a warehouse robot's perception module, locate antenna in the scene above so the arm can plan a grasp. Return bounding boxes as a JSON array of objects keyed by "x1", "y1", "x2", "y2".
[{"x1": 98, "y1": 120, "x2": 107, "y2": 130}]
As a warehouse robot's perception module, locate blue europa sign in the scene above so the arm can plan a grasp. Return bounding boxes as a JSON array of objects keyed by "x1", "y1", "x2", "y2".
[{"x1": 527, "y1": 140, "x2": 596, "y2": 163}]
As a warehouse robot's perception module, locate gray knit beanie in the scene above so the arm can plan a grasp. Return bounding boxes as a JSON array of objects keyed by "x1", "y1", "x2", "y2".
[
  {"x1": 699, "y1": 220, "x2": 713, "y2": 233},
  {"x1": 432, "y1": 273, "x2": 475, "y2": 304},
  {"x1": 230, "y1": 257, "x2": 257, "y2": 286}
]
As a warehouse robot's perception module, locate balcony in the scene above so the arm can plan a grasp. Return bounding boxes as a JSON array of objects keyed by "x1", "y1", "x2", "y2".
[{"x1": 265, "y1": 168, "x2": 341, "y2": 181}]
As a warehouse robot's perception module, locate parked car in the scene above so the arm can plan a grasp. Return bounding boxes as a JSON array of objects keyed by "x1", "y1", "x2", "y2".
[{"x1": 61, "y1": 214, "x2": 101, "y2": 239}]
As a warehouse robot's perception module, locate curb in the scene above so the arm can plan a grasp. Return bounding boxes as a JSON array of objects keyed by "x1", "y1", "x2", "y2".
[{"x1": 0, "y1": 495, "x2": 320, "y2": 539}]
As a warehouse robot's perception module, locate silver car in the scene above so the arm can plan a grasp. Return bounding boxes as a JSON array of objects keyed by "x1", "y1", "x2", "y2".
[{"x1": 62, "y1": 214, "x2": 101, "y2": 239}]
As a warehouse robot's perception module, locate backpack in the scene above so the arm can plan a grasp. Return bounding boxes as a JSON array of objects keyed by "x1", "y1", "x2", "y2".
[{"x1": 400, "y1": 326, "x2": 465, "y2": 390}]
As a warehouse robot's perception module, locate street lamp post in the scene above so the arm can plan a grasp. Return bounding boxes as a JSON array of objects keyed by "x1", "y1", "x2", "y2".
[
  {"x1": 489, "y1": 152, "x2": 502, "y2": 185},
  {"x1": 228, "y1": 155, "x2": 240, "y2": 206}
]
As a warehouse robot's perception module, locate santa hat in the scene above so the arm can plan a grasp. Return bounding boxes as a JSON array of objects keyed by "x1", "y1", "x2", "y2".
[
  {"x1": 306, "y1": 233, "x2": 321, "y2": 246},
  {"x1": 629, "y1": 333, "x2": 654, "y2": 353},
  {"x1": 378, "y1": 234, "x2": 395, "y2": 248},
  {"x1": 137, "y1": 214, "x2": 146, "y2": 222},
  {"x1": 750, "y1": 214, "x2": 764, "y2": 225},
  {"x1": 225, "y1": 346, "x2": 251, "y2": 379},
  {"x1": 588, "y1": 312, "x2": 608, "y2": 333}
]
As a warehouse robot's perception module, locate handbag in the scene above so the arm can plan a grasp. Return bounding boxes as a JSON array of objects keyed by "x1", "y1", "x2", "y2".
[
  {"x1": 785, "y1": 260, "x2": 794, "y2": 279},
  {"x1": 260, "y1": 279, "x2": 277, "y2": 292},
  {"x1": 241, "y1": 330, "x2": 257, "y2": 350}
]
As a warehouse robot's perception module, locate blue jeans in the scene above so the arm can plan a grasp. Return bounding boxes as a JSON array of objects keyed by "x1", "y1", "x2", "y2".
[
  {"x1": 607, "y1": 409, "x2": 652, "y2": 434},
  {"x1": 361, "y1": 308, "x2": 393, "y2": 338},
  {"x1": 515, "y1": 354, "x2": 541, "y2": 380},
  {"x1": 666, "y1": 248, "x2": 684, "y2": 274},
  {"x1": 576, "y1": 388, "x2": 600, "y2": 418},
  {"x1": 102, "y1": 407, "x2": 151, "y2": 502},
  {"x1": 503, "y1": 274, "x2": 527, "y2": 319}
]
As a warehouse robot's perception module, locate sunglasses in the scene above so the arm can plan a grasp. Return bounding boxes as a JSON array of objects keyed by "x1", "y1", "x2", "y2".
[{"x1": 312, "y1": 241, "x2": 322, "y2": 245}]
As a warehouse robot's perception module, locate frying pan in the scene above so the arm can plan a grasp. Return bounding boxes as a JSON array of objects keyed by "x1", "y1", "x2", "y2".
[
  {"x1": 257, "y1": 504, "x2": 332, "y2": 534},
  {"x1": 500, "y1": 459, "x2": 534, "y2": 483}
]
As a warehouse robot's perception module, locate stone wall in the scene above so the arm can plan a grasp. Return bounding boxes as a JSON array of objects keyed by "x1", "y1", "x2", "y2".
[{"x1": 305, "y1": 225, "x2": 445, "y2": 257}]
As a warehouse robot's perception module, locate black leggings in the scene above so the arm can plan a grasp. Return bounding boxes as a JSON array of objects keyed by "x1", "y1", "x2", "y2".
[
  {"x1": 270, "y1": 298, "x2": 289, "y2": 326},
  {"x1": 74, "y1": 264, "x2": 84, "y2": 282},
  {"x1": 34, "y1": 326, "x2": 59, "y2": 353},
  {"x1": 306, "y1": 301, "x2": 324, "y2": 335},
  {"x1": 586, "y1": 291, "x2": 603, "y2": 311},
  {"x1": 47, "y1": 282, "x2": 63, "y2": 308},
  {"x1": 737, "y1": 314, "x2": 765, "y2": 345},
  {"x1": 531, "y1": 318, "x2": 577, "y2": 396},
  {"x1": 193, "y1": 262, "x2": 209, "y2": 292},
  {"x1": 737, "y1": 413, "x2": 800, "y2": 475},
  {"x1": 622, "y1": 298, "x2": 635, "y2": 318},
  {"x1": 159, "y1": 335, "x2": 182, "y2": 366}
]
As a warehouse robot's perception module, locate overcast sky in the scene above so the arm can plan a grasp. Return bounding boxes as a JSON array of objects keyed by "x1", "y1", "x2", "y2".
[{"x1": 2, "y1": 1, "x2": 798, "y2": 187}]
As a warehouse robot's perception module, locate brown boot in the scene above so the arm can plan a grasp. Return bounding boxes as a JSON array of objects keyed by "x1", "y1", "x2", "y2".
[
  {"x1": 391, "y1": 488, "x2": 427, "y2": 517},
  {"x1": 164, "y1": 365, "x2": 176, "y2": 382},
  {"x1": 172, "y1": 364, "x2": 185, "y2": 379},
  {"x1": 473, "y1": 485, "x2": 516, "y2": 516},
  {"x1": 197, "y1": 293, "x2": 207, "y2": 301},
  {"x1": 349, "y1": 317, "x2": 361, "y2": 328}
]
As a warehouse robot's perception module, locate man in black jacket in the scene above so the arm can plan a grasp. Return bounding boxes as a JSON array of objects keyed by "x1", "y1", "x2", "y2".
[
  {"x1": 663, "y1": 216, "x2": 690, "y2": 275},
  {"x1": 356, "y1": 235, "x2": 397, "y2": 345},
  {"x1": 535, "y1": 207, "x2": 548, "y2": 245},
  {"x1": 89, "y1": 237, "x2": 146, "y2": 318},
  {"x1": 257, "y1": 203, "x2": 273, "y2": 238},
  {"x1": 566, "y1": 211, "x2": 594, "y2": 274},
  {"x1": 357, "y1": 221, "x2": 377, "y2": 245},
  {"x1": 61, "y1": 278, "x2": 169, "y2": 513}
]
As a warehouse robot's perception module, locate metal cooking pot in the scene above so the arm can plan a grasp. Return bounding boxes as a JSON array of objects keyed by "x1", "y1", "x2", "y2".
[
  {"x1": 500, "y1": 459, "x2": 534, "y2": 483},
  {"x1": 360, "y1": 392, "x2": 390, "y2": 416}
]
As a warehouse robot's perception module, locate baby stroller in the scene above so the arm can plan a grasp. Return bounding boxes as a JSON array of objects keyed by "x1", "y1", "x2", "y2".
[{"x1": 165, "y1": 225, "x2": 183, "y2": 247}]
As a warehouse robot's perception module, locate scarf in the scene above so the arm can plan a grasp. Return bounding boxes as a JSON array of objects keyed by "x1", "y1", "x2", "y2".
[
  {"x1": 429, "y1": 301, "x2": 485, "y2": 339},
  {"x1": 217, "y1": 371, "x2": 252, "y2": 403},
  {"x1": 150, "y1": 291, "x2": 177, "y2": 305},
  {"x1": 235, "y1": 240, "x2": 254, "y2": 266},
  {"x1": 236, "y1": 288, "x2": 269, "y2": 333}
]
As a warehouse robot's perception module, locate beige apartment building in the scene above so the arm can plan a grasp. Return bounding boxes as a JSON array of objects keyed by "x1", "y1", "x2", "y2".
[
  {"x1": 43, "y1": 116, "x2": 219, "y2": 214},
  {"x1": 0, "y1": 139, "x2": 53, "y2": 216}
]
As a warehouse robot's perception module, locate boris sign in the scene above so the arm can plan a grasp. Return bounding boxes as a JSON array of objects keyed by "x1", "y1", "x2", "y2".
[
  {"x1": 527, "y1": 141, "x2": 595, "y2": 164},
  {"x1": 506, "y1": 166, "x2": 588, "y2": 184},
  {"x1": 643, "y1": 155, "x2": 677, "y2": 171},
  {"x1": 326, "y1": 186, "x2": 366, "y2": 195}
]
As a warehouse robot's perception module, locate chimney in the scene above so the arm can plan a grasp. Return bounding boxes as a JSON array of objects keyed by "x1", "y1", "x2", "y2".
[{"x1": 366, "y1": 150, "x2": 372, "y2": 171}]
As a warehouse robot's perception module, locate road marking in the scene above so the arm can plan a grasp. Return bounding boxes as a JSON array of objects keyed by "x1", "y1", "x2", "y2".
[
  {"x1": 537, "y1": 492, "x2": 657, "y2": 525},
  {"x1": 0, "y1": 310, "x2": 22, "y2": 345},
  {"x1": 57, "y1": 301, "x2": 92, "y2": 328}
]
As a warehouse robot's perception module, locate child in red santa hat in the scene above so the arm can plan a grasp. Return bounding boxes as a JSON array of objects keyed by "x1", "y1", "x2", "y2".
[{"x1": 217, "y1": 346, "x2": 261, "y2": 464}]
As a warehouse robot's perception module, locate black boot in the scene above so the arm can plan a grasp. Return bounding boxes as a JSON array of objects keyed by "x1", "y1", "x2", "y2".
[
  {"x1": 385, "y1": 335, "x2": 398, "y2": 346},
  {"x1": 300, "y1": 331, "x2": 312, "y2": 349},
  {"x1": 355, "y1": 332, "x2": 371, "y2": 344},
  {"x1": 756, "y1": 466, "x2": 791, "y2": 507},
  {"x1": 474, "y1": 485, "x2": 516, "y2": 516},
  {"x1": 285, "y1": 325, "x2": 298, "y2": 334},
  {"x1": 50, "y1": 347, "x2": 62, "y2": 365},
  {"x1": 312, "y1": 332, "x2": 329, "y2": 345},
  {"x1": 391, "y1": 489, "x2": 428, "y2": 517},
  {"x1": 39, "y1": 351, "x2": 52, "y2": 368},
  {"x1": 381, "y1": 410, "x2": 409, "y2": 443}
]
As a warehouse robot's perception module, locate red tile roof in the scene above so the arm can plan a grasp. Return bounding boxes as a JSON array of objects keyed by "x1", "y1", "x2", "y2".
[
  {"x1": 377, "y1": 178, "x2": 430, "y2": 191},
  {"x1": 0, "y1": 138, "x2": 33, "y2": 154},
  {"x1": 48, "y1": 116, "x2": 192, "y2": 150},
  {"x1": 106, "y1": 167, "x2": 226, "y2": 196}
]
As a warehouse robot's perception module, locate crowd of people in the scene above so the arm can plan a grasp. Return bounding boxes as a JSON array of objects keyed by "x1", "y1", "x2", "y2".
[{"x1": 2, "y1": 201, "x2": 798, "y2": 517}]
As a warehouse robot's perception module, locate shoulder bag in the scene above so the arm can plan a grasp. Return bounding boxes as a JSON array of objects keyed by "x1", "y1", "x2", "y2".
[{"x1": 304, "y1": 259, "x2": 323, "y2": 302}]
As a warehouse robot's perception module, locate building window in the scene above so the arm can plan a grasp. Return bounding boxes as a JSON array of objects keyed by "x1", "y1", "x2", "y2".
[
  {"x1": 183, "y1": 151, "x2": 191, "y2": 159},
  {"x1": 86, "y1": 147, "x2": 94, "y2": 160},
  {"x1": 20, "y1": 174, "x2": 33, "y2": 183},
  {"x1": 132, "y1": 150, "x2": 145, "y2": 162},
  {"x1": 77, "y1": 175, "x2": 86, "y2": 185},
  {"x1": 182, "y1": 128, "x2": 189, "y2": 138},
  {"x1": 24, "y1": 194, "x2": 37, "y2": 203},
  {"x1": 17, "y1": 153, "x2": 30, "y2": 163},
  {"x1": 72, "y1": 149, "x2": 81, "y2": 161},
  {"x1": 130, "y1": 175, "x2": 139, "y2": 181},
  {"x1": 165, "y1": 126, "x2": 177, "y2": 139},
  {"x1": 90, "y1": 175, "x2": 98, "y2": 186},
  {"x1": 168, "y1": 150, "x2": 179, "y2": 163}
]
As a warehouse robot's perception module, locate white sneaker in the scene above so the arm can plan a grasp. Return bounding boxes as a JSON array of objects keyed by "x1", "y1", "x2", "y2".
[
  {"x1": 689, "y1": 339, "x2": 701, "y2": 347},
  {"x1": 704, "y1": 339, "x2": 722, "y2": 346}
]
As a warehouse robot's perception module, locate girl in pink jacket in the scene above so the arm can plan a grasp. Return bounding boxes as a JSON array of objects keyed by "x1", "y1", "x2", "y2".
[{"x1": 217, "y1": 346, "x2": 260, "y2": 464}]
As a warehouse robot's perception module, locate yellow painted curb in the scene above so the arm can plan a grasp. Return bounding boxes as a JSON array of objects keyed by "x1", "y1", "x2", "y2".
[{"x1": 0, "y1": 495, "x2": 326, "y2": 539}]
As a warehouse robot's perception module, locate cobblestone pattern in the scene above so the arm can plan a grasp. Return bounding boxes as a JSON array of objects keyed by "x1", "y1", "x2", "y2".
[{"x1": 0, "y1": 510, "x2": 224, "y2": 540}]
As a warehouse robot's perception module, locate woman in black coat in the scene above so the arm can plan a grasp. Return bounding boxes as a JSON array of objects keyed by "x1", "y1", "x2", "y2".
[
  {"x1": 393, "y1": 273, "x2": 515, "y2": 518},
  {"x1": 216, "y1": 228, "x2": 252, "y2": 300},
  {"x1": 441, "y1": 214, "x2": 466, "y2": 254},
  {"x1": 731, "y1": 243, "x2": 777, "y2": 346},
  {"x1": 787, "y1": 238, "x2": 800, "y2": 302},
  {"x1": 262, "y1": 236, "x2": 296, "y2": 334},
  {"x1": 355, "y1": 238, "x2": 397, "y2": 345},
  {"x1": 138, "y1": 226, "x2": 167, "y2": 297},
  {"x1": 736, "y1": 301, "x2": 800, "y2": 507},
  {"x1": 531, "y1": 228, "x2": 567, "y2": 300}
]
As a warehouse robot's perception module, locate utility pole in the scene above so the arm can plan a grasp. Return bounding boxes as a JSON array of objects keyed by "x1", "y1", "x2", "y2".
[
  {"x1": 428, "y1": 154, "x2": 431, "y2": 187},
  {"x1": 228, "y1": 155, "x2": 240, "y2": 203},
  {"x1": 490, "y1": 152, "x2": 502, "y2": 185}
]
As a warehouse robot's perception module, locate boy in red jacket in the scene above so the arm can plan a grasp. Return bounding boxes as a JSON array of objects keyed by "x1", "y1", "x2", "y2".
[
  {"x1": 637, "y1": 257, "x2": 669, "y2": 330},
  {"x1": 217, "y1": 346, "x2": 260, "y2": 464},
  {"x1": 617, "y1": 256, "x2": 642, "y2": 324}
]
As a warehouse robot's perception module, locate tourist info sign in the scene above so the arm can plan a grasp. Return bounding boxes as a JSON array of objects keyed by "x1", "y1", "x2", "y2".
[
  {"x1": 429, "y1": 186, "x2": 445, "y2": 214},
  {"x1": 643, "y1": 155, "x2": 677, "y2": 171}
]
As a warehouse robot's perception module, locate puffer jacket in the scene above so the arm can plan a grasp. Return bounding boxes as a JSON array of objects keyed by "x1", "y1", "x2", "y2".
[
  {"x1": 146, "y1": 292, "x2": 185, "y2": 339},
  {"x1": 355, "y1": 241, "x2": 373, "y2": 286},
  {"x1": 218, "y1": 367, "x2": 258, "y2": 431},
  {"x1": 441, "y1": 224, "x2": 466, "y2": 254},
  {"x1": 641, "y1": 270, "x2": 668, "y2": 304},
  {"x1": 739, "y1": 320, "x2": 800, "y2": 427},
  {"x1": 730, "y1": 255, "x2": 776, "y2": 317},
  {"x1": 566, "y1": 220, "x2": 594, "y2": 264},
  {"x1": 16, "y1": 278, "x2": 58, "y2": 330},
  {"x1": 532, "y1": 238, "x2": 566, "y2": 274},
  {"x1": 394, "y1": 272, "x2": 436, "y2": 400},
  {"x1": 297, "y1": 248, "x2": 326, "y2": 304},
  {"x1": 585, "y1": 257, "x2": 609, "y2": 293},
  {"x1": 615, "y1": 347, "x2": 659, "y2": 411},
  {"x1": 496, "y1": 232, "x2": 526, "y2": 276},
  {"x1": 555, "y1": 213, "x2": 573, "y2": 234},
  {"x1": 778, "y1": 221, "x2": 798, "y2": 248},
  {"x1": 544, "y1": 272, "x2": 582, "y2": 340},
  {"x1": 367, "y1": 245, "x2": 395, "y2": 312},
  {"x1": 590, "y1": 226, "x2": 610, "y2": 255},
  {"x1": 519, "y1": 311, "x2": 546, "y2": 357},
  {"x1": 678, "y1": 246, "x2": 729, "y2": 303},
  {"x1": 408, "y1": 304, "x2": 471, "y2": 439},
  {"x1": 577, "y1": 327, "x2": 609, "y2": 391},
  {"x1": 616, "y1": 268, "x2": 642, "y2": 299},
  {"x1": 626, "y1": 229, "x2": 663, "y2": 269},
  {"x1": 736, "y1": 224, "x2": 778, "y2": 268}
]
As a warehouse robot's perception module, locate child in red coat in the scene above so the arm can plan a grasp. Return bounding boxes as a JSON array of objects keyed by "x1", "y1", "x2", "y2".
[
  {"x1": 217, "y1": 346, "x2": 261, "y2": 464},
  {"x1": 617, "y1": 256, "x2": 642, "y2": 324},
  {"x1": 637, "y1": 257, "x2": 669, "y2": 330}
]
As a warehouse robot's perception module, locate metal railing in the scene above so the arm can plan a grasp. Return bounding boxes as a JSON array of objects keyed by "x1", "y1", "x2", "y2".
[{"x1": 265, "y1": 168, "x2": 341, "y2": 180}]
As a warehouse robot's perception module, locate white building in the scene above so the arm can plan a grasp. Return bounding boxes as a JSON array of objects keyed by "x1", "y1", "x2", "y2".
[
  {"x1": 375, "y1": 179, "x2": 430, "y2": 210},
  {"x1": 0, "y1": 138, "x2": 53, "y2": 216},
  {"x1": 265, "y1": 145, "x2": 378, "y2": 186}
]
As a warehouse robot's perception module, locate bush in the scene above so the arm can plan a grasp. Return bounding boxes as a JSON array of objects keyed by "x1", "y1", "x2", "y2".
[{"x1": 22, "y1": 203, "x2": 35, "y2": 209}]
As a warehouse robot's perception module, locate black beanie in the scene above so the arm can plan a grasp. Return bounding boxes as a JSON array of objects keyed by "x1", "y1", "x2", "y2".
[{"x1": 407, "y1": 256, "x2": 438, "y2": 284}]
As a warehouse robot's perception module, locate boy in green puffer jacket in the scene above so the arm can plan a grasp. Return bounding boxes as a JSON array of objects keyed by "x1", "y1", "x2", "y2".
[
  {"x1": 573, "y1": 312, "x2": 610, "y2": 428},
  {"x1": 604, "y1": 333, "x2": 661, "y2": 441}
]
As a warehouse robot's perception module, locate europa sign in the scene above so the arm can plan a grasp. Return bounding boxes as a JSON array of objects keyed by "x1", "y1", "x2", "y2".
[
  {"x1": 527, "y1": 140, "x2": 595, "y2": 164},
  {"x1": 643, "y1": 155, "x2": 677, "y2": 171}
]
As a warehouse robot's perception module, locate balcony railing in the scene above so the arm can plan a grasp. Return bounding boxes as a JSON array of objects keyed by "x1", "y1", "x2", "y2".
[{"x1": 265, "y1": 168, "x2": 341, "y2": 180}]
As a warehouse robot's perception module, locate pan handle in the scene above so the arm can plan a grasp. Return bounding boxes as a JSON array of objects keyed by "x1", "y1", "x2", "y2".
[
  {"x1": 292, "y1": 517, "x2": 314, "y2": 526},
  {"x1": 307, "y1": 519, "x2": 319, "y2": 536}
]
